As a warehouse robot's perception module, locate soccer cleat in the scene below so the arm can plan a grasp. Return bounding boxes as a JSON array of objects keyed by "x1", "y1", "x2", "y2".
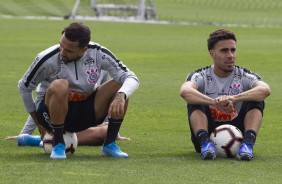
[
  {"x1": 200, "y1": 140, "x2": 216, "y2": 160},
  {"x1": 237, "y1": 142, "x2": 254, "y2": 161},
  {"x1": 17, "y1": 134, "x2": 41, "y2": 146},
  {"x1": 101, "y1": 142, "x2": 128, "y2": 158},
  {"x1": 50, "y1": 143, "x2": 66, "y2": 159}
]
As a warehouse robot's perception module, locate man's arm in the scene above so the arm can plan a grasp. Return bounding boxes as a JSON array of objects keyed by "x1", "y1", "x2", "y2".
[
  {"x1": 212, "y1": 80, "x2": 270, "y2": 113},
  {"x1": 180, "y1": 81, "x2": 235, "y2": 113},
  {"x1": 29, "y1": 111, "x2": 46, "y2": 137},
  {"x1": 233, "y1": 81, "x2": 271, "y2": 103},
  {"x1": 180, "y1": 81, "x2": 216, "y2": 106},
  {"x1": 19, "y1": 115, "x2": 37, "y2": 135}
]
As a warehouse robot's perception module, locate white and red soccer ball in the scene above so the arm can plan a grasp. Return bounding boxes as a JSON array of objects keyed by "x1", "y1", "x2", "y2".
[
  {"x1": 210, "y1": 124, "x2": 243, "y2": 158},
  {"x1": 43, "y1": 132, "x2": 78, "y2": 154}
]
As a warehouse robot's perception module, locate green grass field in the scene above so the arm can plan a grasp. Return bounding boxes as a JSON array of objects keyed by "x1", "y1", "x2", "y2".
[{"x1": 1, "y1": 1, "x2": 282, "y2": 183}]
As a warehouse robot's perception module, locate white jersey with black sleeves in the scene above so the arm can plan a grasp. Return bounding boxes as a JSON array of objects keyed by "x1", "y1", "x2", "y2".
[
  {"x1": 18, "y1": 41, "x2": 139, "y2": 113},
  {"x1": 186, "y1": 65, "x2": 261, "y2": 121}
]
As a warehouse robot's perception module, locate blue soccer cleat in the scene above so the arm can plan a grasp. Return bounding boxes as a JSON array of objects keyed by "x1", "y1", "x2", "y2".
[
  {"x1": 17, "y1": 134, "x2": 42, "y2": 146},
  {"x1": 201, "y1": 140, "x2": 216, "y2": 160},
  {"x1": 101, "y1": 142, "x2": 128, "y2": 158},
  {"x1": 237, "y1": 142, "x2": 254, "y2": 161},
  {"x1": 50, "y1": 143, "x2": 66, "y2": 159}
]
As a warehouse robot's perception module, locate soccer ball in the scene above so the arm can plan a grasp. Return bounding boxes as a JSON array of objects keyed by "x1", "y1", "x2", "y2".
[
  {"x1": 43, "y1": 132, "x2": 78, "y2": 154},
  {"x1": 210, "y1": 124, "x2": 243, "y2": 158}
]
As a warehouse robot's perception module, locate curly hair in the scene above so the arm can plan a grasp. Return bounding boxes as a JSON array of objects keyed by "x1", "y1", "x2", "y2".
[
  {"x1": 61, "y1": 22, "x2": 91, "y2": 48},
  {"x1": 207, "y1": 29, "x2": 236, "y2": 50}
]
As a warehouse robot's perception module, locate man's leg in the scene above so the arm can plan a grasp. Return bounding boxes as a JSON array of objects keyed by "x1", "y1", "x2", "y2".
[
  {"x1": 189, "y1": 106, "x2": 216, "y2": 160},
  {"x1": 45, "y1": 79, "x2": 69, "y2": 159},
  {"x1": 19, "y1": 115, "x2": 37, "y2": 135},
  {"x1": 244, "y1": 108, "x2": 262, "y2": 135},
  {"x1": 94, "y1": 80, "x2": 129, "y2": 158},
  {"x1": 238, "y1": 108, "x2": 263, "y2": 161},
  {"x1": 76, "y1": 123, "x2": 108, "y2": 146}
]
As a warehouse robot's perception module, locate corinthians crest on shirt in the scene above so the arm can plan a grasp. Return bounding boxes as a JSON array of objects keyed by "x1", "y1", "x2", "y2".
[
  {"x1": 229, "y1": 82, "x2": 243, "y2": 95},
  {"x1": 86, "y1": 67, "x2": 99, "y2": 84}
]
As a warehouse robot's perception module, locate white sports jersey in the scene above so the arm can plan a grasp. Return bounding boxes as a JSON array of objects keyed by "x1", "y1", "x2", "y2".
[
  {"x1": 18, "y1": 42, "x2": 139, "y2": 113},
  {"x1": 187, "y1": 65, "x2": 261, "y2": 122}
]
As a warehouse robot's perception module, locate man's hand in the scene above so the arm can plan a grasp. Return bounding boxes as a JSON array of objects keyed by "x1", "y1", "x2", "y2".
[
  {"x1": 5, "y1": 136, "x2": 18, "y2": 140},
  {"x1": 108, "y1": 92, "x2": 126, "y2": 119},
  {"x1": 116, "y1": 135, "x2": 131, "y2": 141},
  {"x1": 215, "y1": 95, "x2": 235, "y2": 113}
]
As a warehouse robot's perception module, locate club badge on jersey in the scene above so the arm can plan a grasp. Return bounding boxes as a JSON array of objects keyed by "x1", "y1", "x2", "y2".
[
  {"x1": 86, "y1": 67, "x2": 99, "y2": 84},
  {"x1": 229, "y1": 82, "x2": 242, "y2": 95}
]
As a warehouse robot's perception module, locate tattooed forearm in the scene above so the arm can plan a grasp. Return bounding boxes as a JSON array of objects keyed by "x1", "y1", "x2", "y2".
[{"x1": 237, "y1": 93, "x2": 248, "y2": 98}]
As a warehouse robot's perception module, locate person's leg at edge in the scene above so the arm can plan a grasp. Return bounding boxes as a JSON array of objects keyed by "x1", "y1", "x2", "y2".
[
  {"x1": 76, "y1": 122, "x2": 131, "y2": 146},
  {"x1": 45, "y1": 79, "x2": 69, "y2": 159},
  {"x1": 76, "y1": 123, "x2": 108, "y2": 146}
]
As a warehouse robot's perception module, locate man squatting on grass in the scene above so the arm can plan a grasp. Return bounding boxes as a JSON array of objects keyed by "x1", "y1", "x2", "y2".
[
  {"x1": 7, "y1": 71, "x2": 130, "y2": 146},
  {"x1": 18, "y1": 22, "x2": 139, "y2": 159},
  {"x1": 180, "y1": 29, "x2": 271, "y2": 161}
]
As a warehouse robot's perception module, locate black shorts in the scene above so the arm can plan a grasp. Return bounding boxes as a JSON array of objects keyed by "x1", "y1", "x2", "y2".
[
  {"x1": 187, "y1": 101, "x2": 265, "y2": 152},
  {"x1": 36, "y1": 91, "x2": 106, "y2": 133}
]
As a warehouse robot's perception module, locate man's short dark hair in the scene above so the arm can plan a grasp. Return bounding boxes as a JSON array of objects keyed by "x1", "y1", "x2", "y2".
[
  {"x1": 207, "y1": 29, "x2": 237, "y2": 50},
  {"x1": 62, "y1": 22, "x2": 91, "y2": 48}
]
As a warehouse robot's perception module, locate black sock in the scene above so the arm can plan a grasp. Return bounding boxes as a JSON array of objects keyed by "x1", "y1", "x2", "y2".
[
  {"x1": 51, "y1": 123, "x2": 65, "y2": 146},
  {"x1": 242, "y1": 130, "x2": 257, "y2": 145},
  {"x1": 104, "y1": 118, "x2": 123, "y2": 146},
  {"x1": 196, "y1": 129, "x2": 209, "y2": 146}
]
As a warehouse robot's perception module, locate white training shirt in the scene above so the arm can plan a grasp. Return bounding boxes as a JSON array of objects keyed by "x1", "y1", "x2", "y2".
[{"x1": 18, "y1": 42, "x2": 139, "y2": 113}]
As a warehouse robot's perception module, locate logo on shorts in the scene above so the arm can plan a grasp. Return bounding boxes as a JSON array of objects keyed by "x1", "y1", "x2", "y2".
[
  {"x1": 86, "y1": 67, "x2": 99, "y2": 84},
  {"x1": 210, "y1": 106, "x2": 237, "y2": 121},
  {"x1": 43, "y1": 112, "x2": 51, "y2": 123}
]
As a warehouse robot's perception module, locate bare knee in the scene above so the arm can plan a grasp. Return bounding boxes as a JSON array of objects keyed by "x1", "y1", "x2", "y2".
[
  {"x1": 190, "y1": 109, "x2": 208, "y2": 134},
  {"x1": 47, "y1": 79, "x2": 69, "y2": 98},
  {"x1": 190, "y1": 109, "x2": 208, "y2": 123}
]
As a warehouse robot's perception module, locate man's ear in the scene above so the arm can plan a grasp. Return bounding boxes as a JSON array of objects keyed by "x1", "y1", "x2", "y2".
[
  {"x1": 209, "y1": 50, "x2": 215, "y2": 58},
  {"x1": 81, "y1": 47, "x2": 88, "y2": 54}
]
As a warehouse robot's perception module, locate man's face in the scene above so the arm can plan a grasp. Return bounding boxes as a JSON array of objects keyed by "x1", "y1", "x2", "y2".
[
  {"x1": 209, "y1": 39, "x2": 236, "y2": 77},
  {"x1": 59, "y1": 33, "x2": 87, "y2": 63}
]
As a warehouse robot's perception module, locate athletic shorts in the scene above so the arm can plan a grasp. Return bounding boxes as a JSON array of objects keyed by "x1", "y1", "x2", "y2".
[
  {"x1": 36, "y1": 91, "x2": 106, "y2": 133},
  {"x1": 187, "y1": 101, "x2": 265, "y2": 153}
]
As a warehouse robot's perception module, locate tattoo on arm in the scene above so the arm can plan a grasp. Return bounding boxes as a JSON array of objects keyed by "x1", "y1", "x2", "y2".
[{"x1": 238, "y1": 93, "x2": 248, "y2": 98}]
